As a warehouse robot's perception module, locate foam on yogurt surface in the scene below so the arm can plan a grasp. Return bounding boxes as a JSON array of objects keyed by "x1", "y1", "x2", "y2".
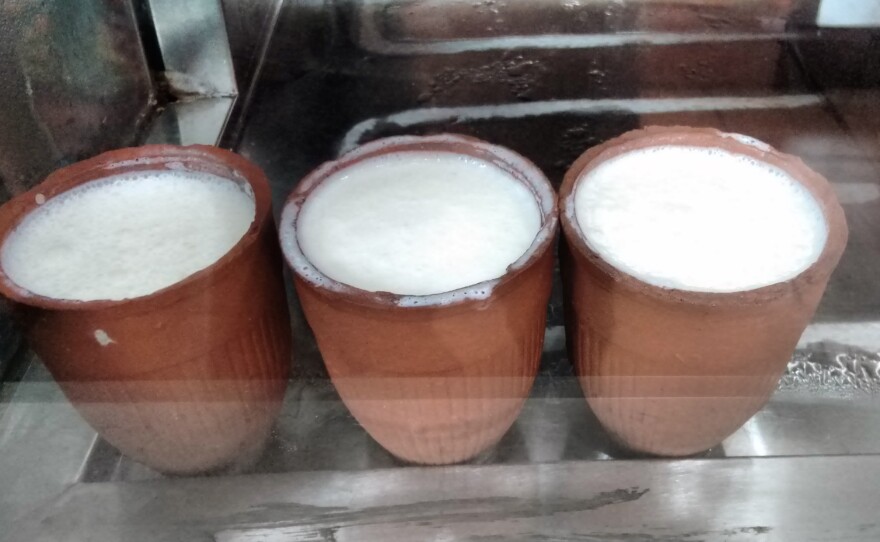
[
  {"x1": 573, "y1": 145, "x2": 827, "y2": 293},
  {"x1": 1, "y1": 170, "x2": 255, "y2": 301},
  {"x1": 295, "y1": 151, "x2": 542, "y2": 296}
]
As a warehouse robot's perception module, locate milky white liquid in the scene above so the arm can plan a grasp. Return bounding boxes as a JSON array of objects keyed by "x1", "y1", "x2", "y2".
[
  {"x1": 294, "y1": 152, "x2": 542, "y2": 296},
  {"x1": 1, "y1": 171, "x2": 255, "y2": 301},
  {"x1": 573, "y1": 145, "x2": 828, "y2": 292}
]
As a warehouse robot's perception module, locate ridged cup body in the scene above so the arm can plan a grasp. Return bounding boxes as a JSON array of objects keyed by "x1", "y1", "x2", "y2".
[
  {"x1": 281, "y1": 134, "x2": 557, "y2": 464},
  {"x1": 0, "y1": 145, "x2": 292, "y2": 474},
  {"x1": 559, "y1": 127, "x2": 848, "y2": 456}
]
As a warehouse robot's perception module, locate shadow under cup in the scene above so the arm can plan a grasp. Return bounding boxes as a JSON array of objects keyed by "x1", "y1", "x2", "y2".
[
  {"x1": 560, "y1": 127, "x2": 849, "y2": 457},
  {"x1": 280, "y1": 134, "x2": 558, "y2": 465},
  {"x1": 0, "y1": 145, "x2": 292, "y2": 475}
]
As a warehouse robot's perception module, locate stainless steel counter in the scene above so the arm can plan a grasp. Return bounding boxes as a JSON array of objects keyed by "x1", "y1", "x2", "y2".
[
  {"x1": 3, "y1": 354, "x2": 880, "y2": 541},
  {"x1": 10, "y1": 454, "x2": 880, "y2": 541}
]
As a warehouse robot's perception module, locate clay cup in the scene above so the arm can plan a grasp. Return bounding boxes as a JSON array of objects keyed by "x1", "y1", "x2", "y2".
[
  {"x1": 559, "y1": 126, "x2": 848, "y2": 456},
  {"x1": 0, "y1": 145, "x2": 292, "y2": 474},
  {"x1": 280, "y1": 134, "x2": 558, "y2": 464}
]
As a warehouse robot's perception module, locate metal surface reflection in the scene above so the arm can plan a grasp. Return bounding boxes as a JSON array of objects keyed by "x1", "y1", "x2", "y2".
[
  {"x1": 147, "y1": 0, "x2": 237, "y2": 98},
  {"x1": 0, "y1": 0, "x2": 153, "y2": 197}
]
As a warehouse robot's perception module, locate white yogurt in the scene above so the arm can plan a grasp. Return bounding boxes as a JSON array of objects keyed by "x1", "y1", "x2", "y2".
[
  {"x1": 1, "y1": 170, "x2": 255, "y2": 301},
  {"x1": 573, "y1": 145, "x2": 827, "y2": 292},
  {"x1": 294, "y1": 151, "x2": 542, "y2": 296}
]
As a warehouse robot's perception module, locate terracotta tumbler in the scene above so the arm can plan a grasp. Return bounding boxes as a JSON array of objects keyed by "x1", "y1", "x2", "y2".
[
  {"x1": 559, "y1": 127, "x2": 848, "y2": 456},
  {"x1": 0, "y1": 145, "x2": 292, "y2": 474},
  {"x1": 280, "y1": 134, "x2": 558, "y2": 465}
]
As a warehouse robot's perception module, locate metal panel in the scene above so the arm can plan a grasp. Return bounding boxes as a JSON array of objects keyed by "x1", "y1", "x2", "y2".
[
  {"x1": 0, "y1": 0, "x2": 154, "y2": 197},
  {"x1": 148, "y1": 0, "x2": 237, "y2": 98},
  {"x1": 145, "y1": 98, "x2": 236, "y2": 146},
  {"x1": 220, "y1": 0, "x2": 284, "y2": 93},
  {"x1": 0, "y1": 361, "x2": 97, "y2": 531},
  {"x1": 354, "y1": 0, "x2": 799, "y2": 56}
]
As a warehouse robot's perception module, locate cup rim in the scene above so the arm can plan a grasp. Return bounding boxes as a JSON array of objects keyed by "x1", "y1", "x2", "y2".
[
  {"x1": 0, "y1": 144, "x2": 272, "y2": 312},
  {"x1": 279, "y1": 133, "x2": 559, "y2": 310},
  {"x1": 559, "y1": 126, "x2": 849, "y2": 307}
]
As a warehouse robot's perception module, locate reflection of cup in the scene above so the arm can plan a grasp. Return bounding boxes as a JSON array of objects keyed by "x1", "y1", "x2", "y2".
[
  {"x1": 560, "y1": 127, "x2": 848, "y2": 456},
  {"x1": 280, "y1": 134, "x2": 557, "y2": 464},
  {"x1": 0, "y1": 145, "x2": 292, "y2": 474}
]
